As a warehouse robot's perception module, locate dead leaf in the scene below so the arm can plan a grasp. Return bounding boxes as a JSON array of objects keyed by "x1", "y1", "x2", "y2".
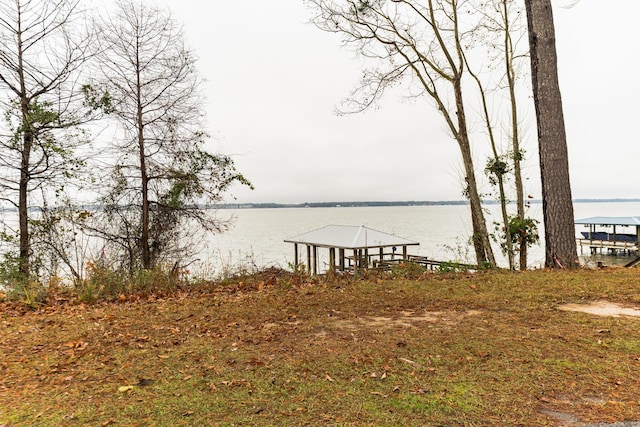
[
  {"x1": 137, "y1": 378, "x2": 155, "y2": 386},
  {"x1": 399, "y1": 357, "x2": 421, "y2": 366},
  {"x1": 247, "y1": 358, "x2": 265, "y2": 366},
  {"x1": 370, "y1": 391, "x2": 388, "y2": 397}
]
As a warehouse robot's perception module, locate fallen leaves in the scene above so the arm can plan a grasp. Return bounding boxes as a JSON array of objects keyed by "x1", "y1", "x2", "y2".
[
  {"x1": 4, "y1": 268, "x2": 640, "y2": 426},
  {"x1": 61, "y1": 340, "x2": 89, "y2": 353}
]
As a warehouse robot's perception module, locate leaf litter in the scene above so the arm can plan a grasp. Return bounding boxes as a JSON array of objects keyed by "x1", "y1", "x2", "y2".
[{"x1": 2, "y1": 268, "x2": 640, "y2": 425}]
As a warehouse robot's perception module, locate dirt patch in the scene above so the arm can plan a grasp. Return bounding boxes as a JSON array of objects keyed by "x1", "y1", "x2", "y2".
[
  {"x1": 332, "y1": 309, "x2": 483, "y2": 329},
  {"x1": 558, "y1": 300, "x2": 640, "y2": 318}
]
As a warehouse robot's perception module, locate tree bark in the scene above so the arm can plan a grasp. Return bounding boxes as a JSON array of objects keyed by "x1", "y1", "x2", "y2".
[
  {"x1": 18, "y1": 21, "x2": 30, "y2": 279},
  {"x1": 524, "y1": 0, "x2": 578, "y2": 268},
  {"x1": 19, "y1": 125, "x2": 32, "y2": 278},
  {"x1": 454, "y1": 79, "x2": 496, "y2": 267},
  {"x1": 501, "y1": 0, "x2": 528, "y2": 270},
  {"x1": 137, "y1": 70, "x2": 151, "y2": 270}
]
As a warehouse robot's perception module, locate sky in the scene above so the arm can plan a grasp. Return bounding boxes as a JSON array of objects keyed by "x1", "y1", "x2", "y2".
[{"x1": 154, "y1": 0, "x2": 640, "y2": 204}]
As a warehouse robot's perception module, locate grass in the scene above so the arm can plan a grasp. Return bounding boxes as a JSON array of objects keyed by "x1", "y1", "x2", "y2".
[{"x1": 2, "y1": 267, "x2": 640, "y2": 426}]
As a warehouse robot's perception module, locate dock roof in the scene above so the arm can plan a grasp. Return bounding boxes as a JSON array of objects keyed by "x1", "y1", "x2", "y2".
[
  {"x1": 284, "y1": 225, "x2": 419, "y2": 250},
  {"x1": 575, "y1": 216, "x2": 640, "y2": 226}
]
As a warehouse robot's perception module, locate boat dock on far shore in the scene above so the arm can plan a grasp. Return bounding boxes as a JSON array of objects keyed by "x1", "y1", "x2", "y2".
[{"x1": 575, "y1": 216, "x2": 640, "y2": 256}]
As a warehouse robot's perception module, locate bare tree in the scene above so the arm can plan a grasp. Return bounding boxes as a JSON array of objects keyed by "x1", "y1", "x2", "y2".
[
  {"x1": 524, "y1": 0, "x2": 578, "y2": 268},
  {"x1": 308, "y1": 0, "x2": 496, "y2": 266},
  {"x1": 0, "y1": 0, "x2": 94, "y2": 280},
  {"x1": 500, "y1": 0, "x2": 534, "y2": 270},
  {"x1": 468, "y1": 0, "x2": 538, "y2": 270},
  {"x1": 89, "y1": 0, "x2": 251, "y2": 272}
]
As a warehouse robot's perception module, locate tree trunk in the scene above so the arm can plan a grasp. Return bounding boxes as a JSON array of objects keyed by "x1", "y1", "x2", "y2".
[
  {"x1": 138, "y1": 108, "x2": 151, "y2": 270},
  {"x1": 137, "y1": 65, "x2": 151, "y2": 269},
  {"x1": 502, "y1": 0, "x2": 528, "y2": 270},
  {"x1": 524, "y1": 0, "x2": 578, "y2": 269},
  {"x1": 454, "y1": 79, "x2": 496, "y2": 267},
  {"x1": 19, "y1": 124, "x2": 32, "y2": 278},
  {"x1": 17, "y1": 20, "x2": 30, "y2": 279}
]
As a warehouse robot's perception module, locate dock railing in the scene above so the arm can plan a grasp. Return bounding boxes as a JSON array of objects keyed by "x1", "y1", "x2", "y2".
[
  {"x1": 377, "y1": 255, "x2": 477, "y2": 272},
  {"x1": 576, "y1": 237, "x2": 638, "y2": 255}
]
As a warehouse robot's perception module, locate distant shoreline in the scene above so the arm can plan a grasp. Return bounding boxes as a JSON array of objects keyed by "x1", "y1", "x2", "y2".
[
  {"x1": 219, "y1": 199, "x2": 640, "y2": 209},
  {"x1": 1, "y1": 199, "x2": 637, "y2": 213}
]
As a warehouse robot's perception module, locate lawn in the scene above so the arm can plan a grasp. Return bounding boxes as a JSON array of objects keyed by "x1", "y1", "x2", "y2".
[{"x1": 2, "y1": 267, "x2": 640, "y2": 426}]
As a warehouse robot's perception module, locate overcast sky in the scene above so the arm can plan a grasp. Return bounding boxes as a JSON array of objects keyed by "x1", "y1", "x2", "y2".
[{"x1": 154, "y1": 1, "x2": 640, "y2": 204}]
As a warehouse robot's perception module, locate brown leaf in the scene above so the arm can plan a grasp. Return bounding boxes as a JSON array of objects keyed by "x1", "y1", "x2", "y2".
[
  {"x1": 370, "y1": 391, "x2": 388, "y2": 397},
  {"x1": 137, "y1": 378, "x2": 155, "y2": 386}
]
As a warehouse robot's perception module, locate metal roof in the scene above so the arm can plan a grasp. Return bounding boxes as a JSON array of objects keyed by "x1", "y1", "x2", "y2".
[
  {"x1": 575, "y1": 216, "x2": 640, "y2": 226},
  {"x1": 284, "y1": 225, "x2": 419, "y2": 249}
]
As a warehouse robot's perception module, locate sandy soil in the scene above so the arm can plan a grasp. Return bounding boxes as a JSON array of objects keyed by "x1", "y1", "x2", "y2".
[{"x1": 558, "y1": 300, "x2": 640, "y2": 317}]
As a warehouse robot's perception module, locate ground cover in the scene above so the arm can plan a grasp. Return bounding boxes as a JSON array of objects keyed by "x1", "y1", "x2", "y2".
[{"x1": 2, "y1": 267, "x2": 640, "y2": 426}]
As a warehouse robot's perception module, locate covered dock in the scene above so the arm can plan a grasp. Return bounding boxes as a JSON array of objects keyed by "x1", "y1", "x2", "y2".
[
  {"x1": 575, "y1": 216, "x2": 640, "y2": 255},
  {"x1": 284, "y1": 225, "x2": 419, "y2": 275}
]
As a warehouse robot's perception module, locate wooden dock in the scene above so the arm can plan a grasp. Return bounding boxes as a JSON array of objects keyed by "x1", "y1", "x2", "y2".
[
  {"x1": 376, "y1": 255, "x2": 477, "y2": 272},
  {"x1": 285, "y1": 225, "x2": 477, "y2": 276},
  {"x1": 576, "y1": 238, "x2": 638, "y2": 255}
]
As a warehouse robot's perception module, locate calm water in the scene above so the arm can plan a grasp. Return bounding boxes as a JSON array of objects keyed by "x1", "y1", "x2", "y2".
[{"x1": 200, "y1": 202, "x2": 640, "y2": 274}]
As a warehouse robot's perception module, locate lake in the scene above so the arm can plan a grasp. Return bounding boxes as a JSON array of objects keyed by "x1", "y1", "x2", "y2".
[{"x1": 199, "y1": 201, "x2": 640, "y2": 275}]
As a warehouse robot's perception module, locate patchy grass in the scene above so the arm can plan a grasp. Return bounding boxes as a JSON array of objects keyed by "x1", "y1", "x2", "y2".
[{"x1": 2, "y1": 267, "x2": 640, "y2": 426}]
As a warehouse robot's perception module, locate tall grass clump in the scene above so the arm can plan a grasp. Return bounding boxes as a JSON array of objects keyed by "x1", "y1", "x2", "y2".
[
  {"x1": 0, "y1": 254, "x2": 48, "y2": 308},
  {"x1": 75, "y1": 261, "x2": 186, "y2": 303},
  {"x1": 390, "y1": 261, "x2": 428, "y2": 279}
]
